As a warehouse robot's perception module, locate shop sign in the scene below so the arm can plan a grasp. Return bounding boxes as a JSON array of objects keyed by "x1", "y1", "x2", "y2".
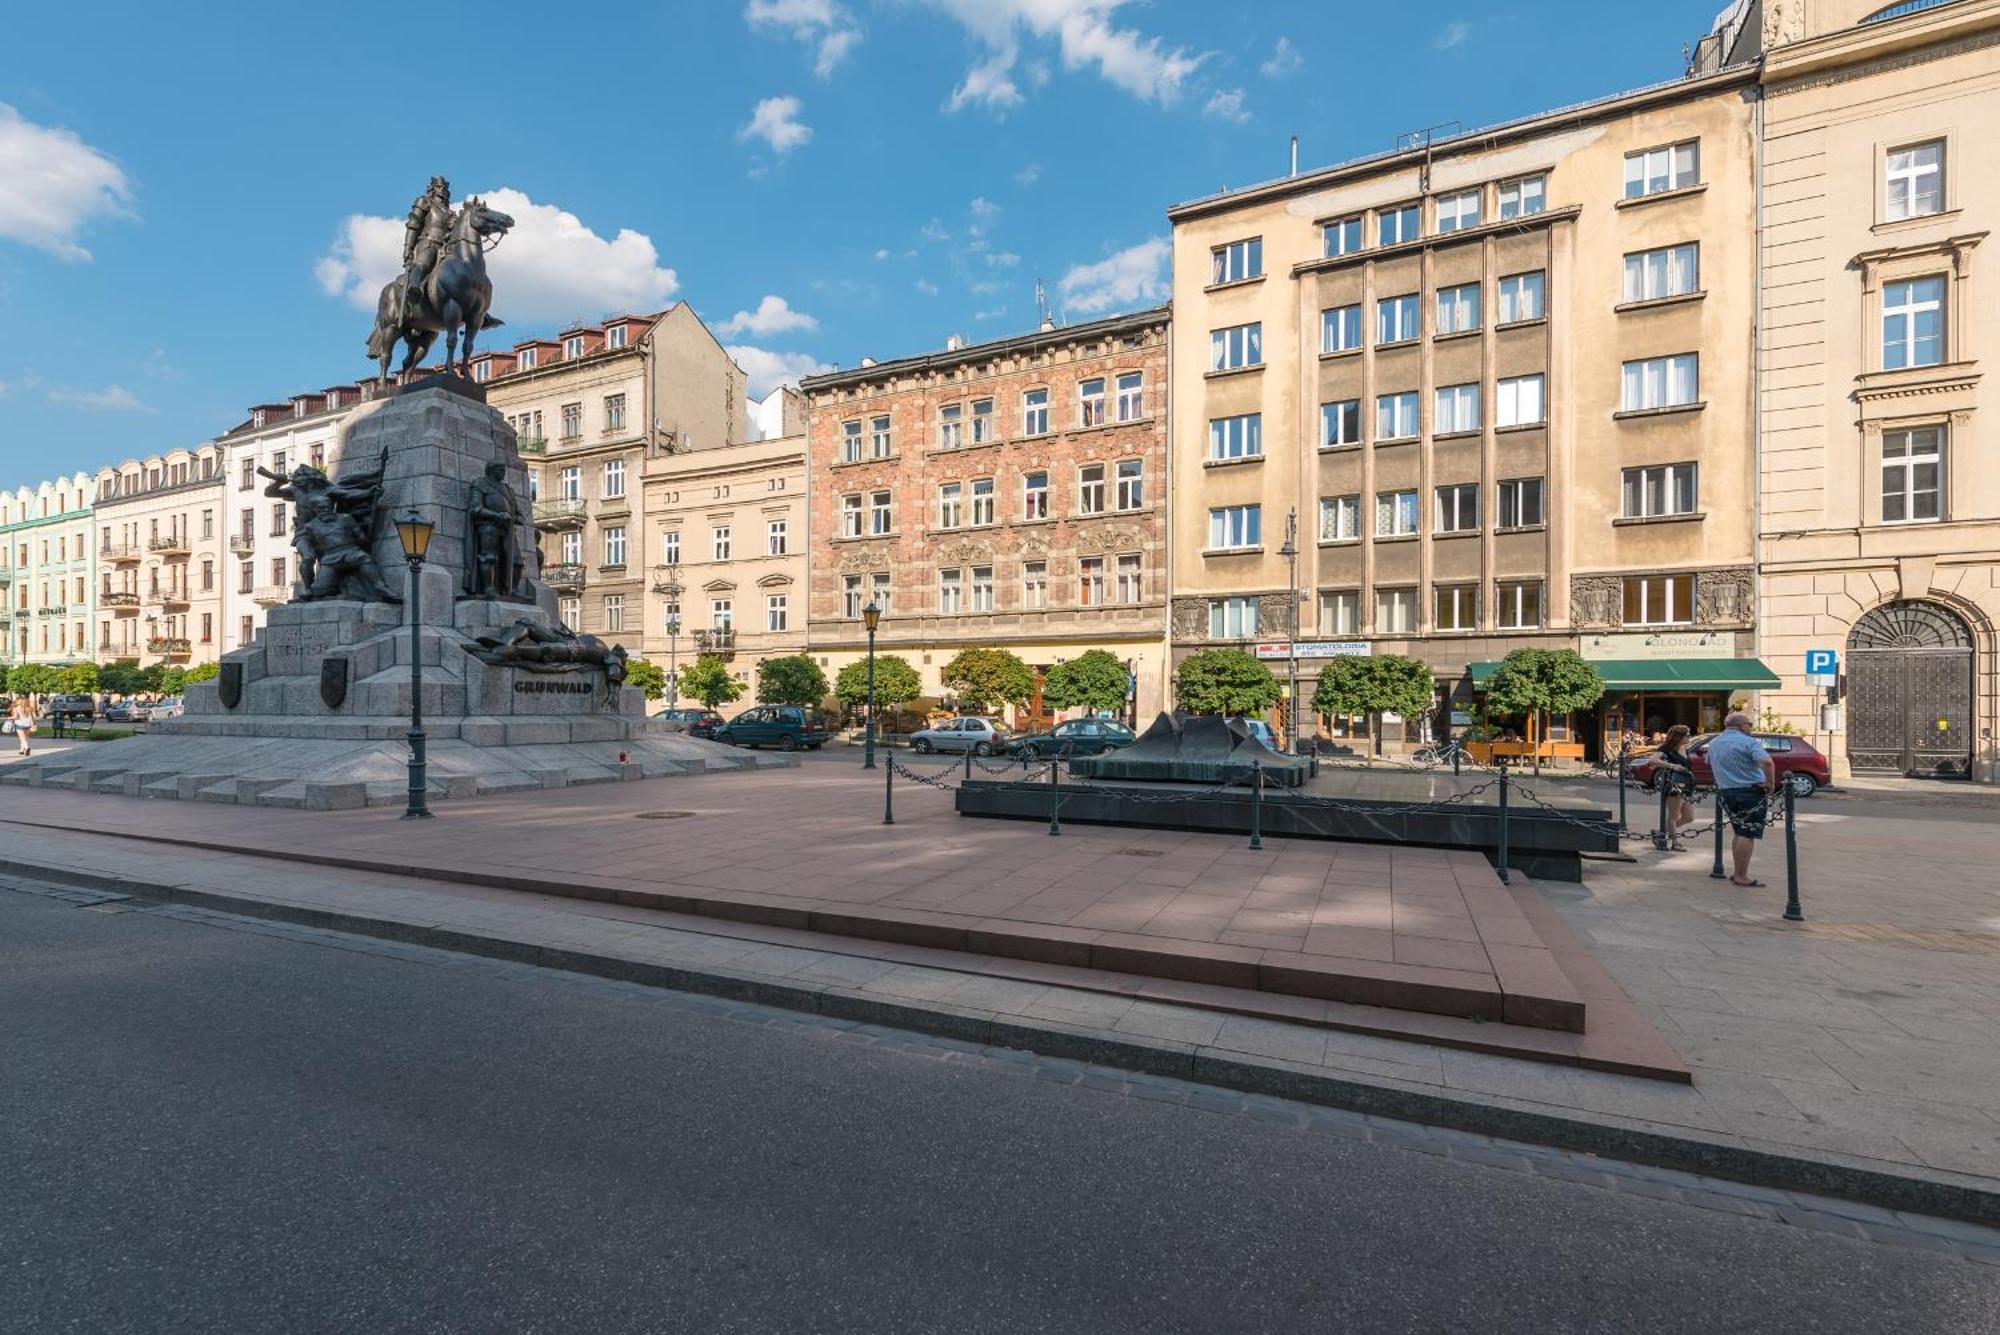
[
  {"x1": 1254, "y1": 641, "x2": 1372, "y2": 660},
  {"x1": 1580, "y1": 631, "x2": 1730, "y2": 662}
]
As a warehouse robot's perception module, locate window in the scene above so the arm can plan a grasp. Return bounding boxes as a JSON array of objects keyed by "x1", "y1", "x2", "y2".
[
  {"x1": 604, "y1": 394, "x2": 626, "y2": 432},
  {"x1": 1378, "y1": 204, "x2": 1420, "y2": 245},
  {"x1": 561, "y1": 402, "x2": 582, "y2": 438},
  {"x1": 841, "y1": 494, "x2": 863, "y2": 538},
  {"x1": 1434, "y1": 383, "x2": 1481, "y2": 433},
  {"x1": 1323, "y1": 216, "x2": 1362, "y2": 257},
  {"x1": 1377, "y1": 392, "x2": 1419, "y2": 441},
  {"x1": 1496, "y1": 374, "x2": 1545, "y2": 427},
  {"x1": 1621, "y1": 354, "x2": 1699, "y2": 410},
  {"x1": 1023, "y1": 561, "x2": 1047, "y2": 609},
  {"x1": 971, "y1": 397, "x2": 995, "y2": 444},
  {"x1": 563, "y1": 335, "x2": 585, "y2": 360},
  {"x1": 843, "y1": 575, "x2": 864, "y2": 618},
  {"x1": 201, "y1": 559, "x2": 214, "y2": 591},
  {"x1": 1209, "y1": 323, "x2": 1262, "y2": 371},
  {"x1": 240, "y1": 458, "x2": 256, "y2": 490},
  {"x1": 1208, "y1": 505, "x2": 1261, "y2": 550},
  {"x1": 603, "y1": 525, "x2": 627, "y2": 567},
  {"x1": 1624, "y1": 574, "x2": 1694, "y2": 626},
  {"x1": 1115, "y1": 554, "x2": 1142, "y2": 604},
  {"x1": 1435, "y1": 585, "x2": 1478, "y2": 631},
  {"x1": 1115, "y1": 459, "x2": 1143, "y2": 510},
  {"x1": 938, "y1": 482, "x2": 964, "y2": 528},
  {"x1": 1321, "y1": 590, "x2": 1359, "y2": 635},
  {"x1": 1321, "y1": 304, "x2": 1362, "y2": 353},
  {"x1": 1115, "y1": 372, "x2": 1144, "y2": 421},
  {"x1": 870, "y1": 571, "x2": 892, "y2": 615},
  {"x1": 870, "y1": 490, "x2": 893, "y2": 534},
  {"x1": 269, "y1": 557, "x2": 286, "y2": 587},
  {"x1": 713, "y1": 526, "x2": 731, "y2": 560},
  {"x1": 1434, "y1": 483, "x2": 1479, "y2": 533},
  {"x1": 238, "y1": 560, "x2": 254, "y2": 593},
  {"x1": 1885, "y1": 141, "x2": 1943, "y2": 221},
  {"x1": 1375, "y1": 588, "x2": 1416, "y2": 634},
  {"x1": 767, "y1": 519, "x2": 788, "y2": 555},
  {"x1": 711, "y1": 598, "x2": 734, "y2": 629},
  {"x1": 938, "y1": 403, "x2": 963, "y2": 449},
  {"x1": 1498, "y1": 175, "x2": 1545, "y2": 219},
  {"x1": 1882, "y1": 426, "x2": 1943, "y2": 523},
  {"x1": 1375, "y1": 490, "x2": 1419, "y2": 537},
  {"x1": 1211, "y1": 237, "x2": 1262, "y2": 284},
  {"x1": 961, "y1": 477, "x2": 991, "y2": 526},
  {"x1": 604, "y1": 594, "x2": 625, "y2": 632},
  {"x1": 557, "y1": 594, "x2": 579, "y2": 625},
  {"x1": 1621, "y1": 463, "x2": 1699, "y2": 518},
  {"x1": 870, "y1": 415, "x2": 893, "y2": 457},
  {"x1": 1319, "y1": 494, "x2": 1360, "y2": 542},
  {"x1": 1435, "y1": 189, "x2": 1481, "y2": 234},
  {"x1": 1624, "y1": 140, "x2": 1700, "y2": 197},
  {"x1": 603, "y1": 459, "x2": 626, "y2": 498},
  {"x1": 1023, "y1": 471, "x2": 1049, "y2": 520},
  {"x1": 662, "y1": 530, "x2": 680, "y2": 566},
  {"x1": 964, "y1": 566, "x2": 992, "y2": 613},
  {"x1": 1496, "y1": 582, "x2": 1542, "y2": 629},
  {"x1": 1377, "y1": 293, "x2": 1420, "y2": 344},
  {"x1": 1079, "y1": 556, "x2": 1105, "y2": 606},
  {"x1": 1623, "y1": 243, "x2": 1700, "y2": 303},
  {"x1": 1078, "y1": 378, "x2": 1107, "y2": 427},
  {"x1": 559, "y1": 466, "x2": 581, "y2": 501},
  {"x1": 1022, "y1": 388, "x2": 1049, "y2": 436},
  {"x1": 560, "y1": 531, "x2": 582, "y2": 565},
  {"x1": 1498, "y1": 271, "x2": 1546, "y2": 323},
  {"x1": 841, "y1": 420, "x2": 863, "y2": 463},
  {"x1": 272, "y1": 504, "x2": 287, "y2": 536},
  {"x1": 1322, "y1": 400, "x2": 1361, "y2": 447},
  {"x1": 1209, "y1": 596, "x2": 1258, "y2": 639},
  {"x1": 767, "y1": 594, "x2": 788, "y2": 631},
  {"x1": 938, "y1": 568, "x2": 963, "y2": 614},
  {"x1": 605, "y1": 324, "x2": 628, "y2": 350},
  {"x1": 1497, "y1": 477, "x2": 1545, "y2": 529},
  {"x1": 1078, "y1": 464, "x2": 1106, "y2": 515},
  {"x1": 1435, "y1": 283, "x2": 1480, "y2": 335},
  {"x1": 1882, "y1": 277, "x2": 1944, "y2": 369}
]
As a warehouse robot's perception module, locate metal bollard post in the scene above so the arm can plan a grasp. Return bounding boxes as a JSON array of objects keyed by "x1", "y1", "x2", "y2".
[
  {"x1": 1453, "y1": 745, "x2": 1461, "y2": 778},
  {"x1": 1617, "y1": 741, "x2": 1628, "y2": 834},
  {"x1": 1782, "y1": 784, "x2": 1803, "y2": 921},
  {"x1": 1048, "y1": 751, "x2": 1061, "y2": 837},
  {"x1": 1655, "y1": 783, "x2": 1670, "y2": 851},
  {"x1": 883, "y1": 754, "x2": 895, "y2": 825},
  {"x1": 1495, "y1": 764, "x2": 1511, "y2": 885},
  {"x1": 1709, "y1": 793, "x2": 1726, "y2": 879},
  {"x1": 964, "y1": 748, "x2": 973, "y2": 784},
  {"x1": 1249, "y1": 760, "x2": 1264, "y2": 850}
]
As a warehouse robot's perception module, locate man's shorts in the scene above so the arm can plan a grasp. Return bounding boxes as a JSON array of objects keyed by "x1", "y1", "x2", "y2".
[{"x1": 1719, "y1": 786, "x2": 1769, "y2": 840}]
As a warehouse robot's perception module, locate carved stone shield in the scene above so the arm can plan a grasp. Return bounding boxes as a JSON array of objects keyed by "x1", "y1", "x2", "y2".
[
  {"x1": 319, "y1": 657, "x2": 349, "y2": 710},
  {"x1": 218, "y1": 661, "x2": 244, "y2": 710}
]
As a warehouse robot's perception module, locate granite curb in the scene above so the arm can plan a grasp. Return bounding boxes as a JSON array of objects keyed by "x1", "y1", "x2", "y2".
[{"x1": 5, "y1": 848, "x2": 1996, "y2": 1229}]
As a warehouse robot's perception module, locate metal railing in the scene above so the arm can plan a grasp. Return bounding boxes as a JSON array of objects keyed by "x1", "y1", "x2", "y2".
[
  {"x1": 147, "y1": 534, "x2": 191, "y2": 554},
  {"x1": 541, "y1": 562, "x2": 585, "y2": 591},
  {"x1": 532, "y1": 499, "x2": 587, "y2": 528}
]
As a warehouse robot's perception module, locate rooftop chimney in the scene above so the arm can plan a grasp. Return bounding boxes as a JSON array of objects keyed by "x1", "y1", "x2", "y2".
[
  {"x1": 944, "y1": 333, "x2": 964, "y2": 352},
  {"x1": 1290, "y1": 135, "x2": 1299, "y2": 177},
  {"x1": 859, "y1": 356, "x2": 877, "y2": 367}
]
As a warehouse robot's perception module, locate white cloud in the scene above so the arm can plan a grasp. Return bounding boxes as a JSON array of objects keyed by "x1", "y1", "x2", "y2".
[
  {"x1": 985, "y1": 250, "x2": 1020, "y2": 268},
  {"x1": 1203, "y1": 88, "x2": 1249, "y2": 124},
  {"x1": 919, "y1": 217, "x2": 951, "y2": 243},
  {"x1": 1057, "y1": 236, "x2": 1167, "y2": 314},
  {"x1": 745, "y1": 0, "x2": 863, "y2": 77},
  {"x1": 715, "y1": 293, "x2": 818, "y2": 337},
  {"x1": 140, "y1": 347, "x2": 181, "y2": 381},
  {"x1": 974, "y1": 307, "x2": 1009, "y2": 321},
  {"x1": 874, "y1": 247, "x2": 893, "y2": 260},
  {"x1": 1434, "y1": 20, "x2": 1470, "y2": 49},
  {"x1": 739, "y1": 95, "x2": 813, "y2": 154},
  {"x1": 1260, "y1": 36, "x2": 1302, "y2": 78},
  {"x1": 728, "y1": 344, "x2": 833, "y2": 398},
  {"x1": 923, "y1": 0, "x2": 1208, "y2": 112},
  {"x1": 970, "y1": 196, "x2": 1001, "y2": 218},
  {"x1": 315, "y1": 186, "x2": 679, "y2": 324},
  {"x1": 1014, "y1": 162, "x2": 1042, "y2": 186},
  {"x1": 49, "y1": 383, "x2": 152, "y2": 413},
  {"x1": 915, "y1": 278, "x2": 940, "y2": 296},
  {"x1": 0, "y1": 103, "x2": 135, "y2": 262}
]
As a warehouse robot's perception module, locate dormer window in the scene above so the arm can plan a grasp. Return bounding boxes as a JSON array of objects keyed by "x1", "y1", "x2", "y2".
[
  {"x1": 563, "y1": 336, "x2": 584, "y2": 360},
  {"x1": 294, "y1": 401, "x2": 307, "y2": 418},
  {"x1": 472, "y1": 360, "x2": 490, "y2": 383},
  {"x1": 251, "y1": 409, "x2": 266, "y2": 428},
  {"x1": 605, "y1": 325, "x2": 628, "y2": 350},
  {"x1": 519, "y1": 348, "x2": 538, "y2": 370},
  {"x1": 326, "y1": 390, "x2": 341, "y2": 409}
]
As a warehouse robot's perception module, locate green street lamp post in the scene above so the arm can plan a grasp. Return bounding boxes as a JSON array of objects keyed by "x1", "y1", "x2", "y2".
[
  {"x1": 394, "y1": 511, "x2": 436, "y2": 820},
  {"x1": 862, "y1": 599, "x2": 882, "y2": 769}
]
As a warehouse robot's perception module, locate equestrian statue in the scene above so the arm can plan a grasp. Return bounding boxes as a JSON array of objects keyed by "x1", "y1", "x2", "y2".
[{"x1": 365, "y1": 176, "x2": 515, "y2": 384}]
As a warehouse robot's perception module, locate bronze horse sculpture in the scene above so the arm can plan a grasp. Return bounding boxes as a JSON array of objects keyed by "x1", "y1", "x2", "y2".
[{"x1": 366, "y1": 197, "x2": 515, "y2": 383}]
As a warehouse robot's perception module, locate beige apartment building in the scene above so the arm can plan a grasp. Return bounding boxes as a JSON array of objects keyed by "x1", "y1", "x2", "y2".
[
  {"x1": 1167, "y1": 65, "x2": 1766, "y2": 758},
  {"x1": 1755, "y1": 0, "x2": 2000, "y2": 782},
  {"x1": 91, "y1": 444, "x2": 229, "y2": 670},
  {"x1": 800, "y1": 309, "x2": 1172, "y2": 724},
  {"x1": 479, "y1": 306, "x2": 749, "y2": 657},
  {"x1": 2, "y1": 474, "x2": 96, "y2": 668}
]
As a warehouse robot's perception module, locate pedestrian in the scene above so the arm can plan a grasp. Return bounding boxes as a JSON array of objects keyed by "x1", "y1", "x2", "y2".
[
  {"x1": 1653, "y1": 724, "x2": 1696, "y2": 851},
  {"x1": 9, "y1": 695, "x2": 37, "y2": 757},
  {"x1": 1707, "y1": 710, "x2": 1777, "y2": 887}
]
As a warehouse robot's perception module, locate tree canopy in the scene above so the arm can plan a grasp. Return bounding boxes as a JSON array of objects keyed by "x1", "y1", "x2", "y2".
[
  {"x1": 98, "y1": 661, "x2": 146, "y2": 696},
  {"x1": 833, "y1": 655, "x2": 923, "y2": 709},
  {"x1": 940, "y1": 648, "x2": 1035, "y2": 710},
  {"x1": 182, "y1": 661, "x2": 221, "y2": 685},
  {"x1": 5, "y1": 664, "x2": 60, "y2": 696},
  {"x1": 680, "y1": 654, "x2": 744, "y2": 710},
  {"x1": 1041, "y1": 649, "x2": 1130, "y2": 713},
  {"x1": 54, "y1": 662, "x2": 99, "y2": 694},
  {"x1": 1483, "y1": 648, "x2": 1605, "y2": 773},
  {"x1": 1175, "y1": 649, "x2": 1280, "y2": 716},
  {"x1": 1311, "y1": 655, "x2": 1436, "y2": 758},
  {"x1": 623, "y1": 658, "x2": 668, "y2": 701},
  {"x1": 756, "y1": 654, "x2": 830, "y2": 707}
]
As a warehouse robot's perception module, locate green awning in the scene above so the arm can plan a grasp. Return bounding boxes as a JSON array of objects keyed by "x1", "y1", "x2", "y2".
[{"x1": 1468, "y1": 658, "x2": 1782, "y2": 691}]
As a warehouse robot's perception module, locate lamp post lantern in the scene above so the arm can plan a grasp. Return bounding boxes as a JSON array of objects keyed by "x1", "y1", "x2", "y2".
[
  {"x1": 1279, "y1": 509, "x2": 1301, "y2": 756},
  {"x1": 862, "y1": 599, "x2": 882, "y2": 769},
  {"x1": 394, "y1": 510, "x2": 436, "y2": 820},
  {"x1": 653, "y1": 561, "x2": 683, "y2": 713}
]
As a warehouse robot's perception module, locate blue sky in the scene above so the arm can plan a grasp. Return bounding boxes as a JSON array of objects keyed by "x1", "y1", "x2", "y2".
[{"x1": 0, "y1": 0, "x2": 1724, "y2": 481}]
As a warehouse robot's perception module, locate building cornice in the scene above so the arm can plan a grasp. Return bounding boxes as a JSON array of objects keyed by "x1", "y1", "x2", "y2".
[
  {"x1": 1291, "y1": 206, "x2": 1584, "y2": 279},
  {"x1": 1764, "y1": 0, "x2": 2000, "y2": 91},
  {"x1": 799, "y1": 306, "x2": 1170, "y2": 397}
]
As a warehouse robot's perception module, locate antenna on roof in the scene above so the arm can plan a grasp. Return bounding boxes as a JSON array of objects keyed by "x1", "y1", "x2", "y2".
[
  {"x1": 1035, "y1": 279, "x2": 1055, "y2": 333},
  {"x1": 1290, "y1": 135, "x2": 1299, "y2": 177}
]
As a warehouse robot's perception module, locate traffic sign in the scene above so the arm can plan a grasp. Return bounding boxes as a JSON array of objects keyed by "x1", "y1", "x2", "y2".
[{"x1": 1805, "y1": 649, "x2": 1837, "y2": 676}]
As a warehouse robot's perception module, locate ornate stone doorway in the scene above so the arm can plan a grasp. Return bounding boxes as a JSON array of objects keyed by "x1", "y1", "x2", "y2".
[{"x1": 1845, "y1": 601, "x2": 1975, "y2": 779}]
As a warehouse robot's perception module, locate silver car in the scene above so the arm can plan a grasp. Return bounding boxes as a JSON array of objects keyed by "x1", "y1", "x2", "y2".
[{"x1": 909, "y1": 716, "x2": 1009, "y2": 755}]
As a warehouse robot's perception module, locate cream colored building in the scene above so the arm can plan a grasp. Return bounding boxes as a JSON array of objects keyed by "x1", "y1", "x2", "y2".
[
  {"x1": 1166, "y1": 64, "x2": 1765, "y2": 757},
  {"x1": 1755, "y1": 0, "x2": 2000, "y2": 782},
  {"x1": 90, "y1": 444, "x2": 229, "y2": 670},
  {"x1": 2, "y1": 474, "x2": 96, "y2": 668}
]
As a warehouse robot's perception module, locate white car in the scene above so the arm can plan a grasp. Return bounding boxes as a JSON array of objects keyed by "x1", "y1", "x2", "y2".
[{"x1": 909, "y1": 716, "x2": 1009, "y2": 755}]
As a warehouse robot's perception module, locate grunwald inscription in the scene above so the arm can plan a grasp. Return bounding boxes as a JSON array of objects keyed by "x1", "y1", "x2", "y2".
[{"x1": 514, "y1": 680, "x2": 595, "y2": 694}]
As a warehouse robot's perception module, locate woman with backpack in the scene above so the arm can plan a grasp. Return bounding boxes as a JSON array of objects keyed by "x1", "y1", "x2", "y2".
[{"x1": 9, "y1": 695, "x2": 38, "y2": 757}]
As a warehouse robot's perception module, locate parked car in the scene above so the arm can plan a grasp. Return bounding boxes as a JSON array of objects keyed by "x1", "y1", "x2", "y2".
[
  {"x1": 1228, "y1": 717, "x2": 1282, "y2": 752},
  {"x1": 1625, "y1": 732, "x2": 1831, "y2": 797},
  {"x1": 1007, "y1": 718, "x2": 1135, "y2": 759},
  {"x1": 48, "y1": 693, "x2": 97, "y2": 719},
  {"x1": 653, "y1": 706, "x2": 724, "y2": 739},
  {"x1": 150, "y1": 696, "x2": 185, "y2": 719},
  {"x1": 715, "y1": 704, "x2": 830, "y2": 751},
  {"x1": 102, "y1": 701, "x2": 151, "y2": 724},
  {"x1": 909, "y1": 716, "x2": 1009, "y2": 756}
]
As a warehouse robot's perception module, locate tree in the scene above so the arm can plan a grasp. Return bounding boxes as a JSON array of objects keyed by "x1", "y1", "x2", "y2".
[
  {"x1": 99, "y1": 661, "x2": 145, "y2": 696},
  {"x1": 6, "y1": 663, "x2": 60, "y2": 697},
  {"x1": 157, "y1": 666, "x2": 188, "y2": 696},
  {"x1": 623, "y1": 658, "x2": 667, "y2": 701},
  {"x1": 183, "y1": 661, "x2": 221, "y2": 685},
  {"x1": 1311, "y1": 655, "x2": 1436, "y2": 761},
  {"x1": 1175, "y1": 649, "x2": 1281, "y2": 717},
  {"x1": 1482, "y1": 648, "x2": 1605, "y2": 775},
  {"x1": 940, "y1": 647, "x2": 1034, "y2": 712},
  {"x1": 757, "y1": 654, "x2": 829, "y2": 707},
  {"x1": 833, "y1": 655, "x2": 922, "y2": 713},
  {"x1": 1042, "y1": 649, "x2": 1130, "y2": 715},
  {"x1": 55, "y1": 662, "x2": 99, "y2": 694},
  {"x1": 679, "y1": 654, "x2": 744, "y2": 710}
]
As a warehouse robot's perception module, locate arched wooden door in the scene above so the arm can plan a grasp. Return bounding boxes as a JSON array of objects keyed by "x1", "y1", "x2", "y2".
[{"x1": 1845, "y1": 601, "x2": 1974, "y2": 778}]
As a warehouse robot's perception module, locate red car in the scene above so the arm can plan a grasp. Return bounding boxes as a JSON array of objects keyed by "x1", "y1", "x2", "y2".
[{"x1": 1625, "y1": 733, "x2": 1831, "y2": 797}]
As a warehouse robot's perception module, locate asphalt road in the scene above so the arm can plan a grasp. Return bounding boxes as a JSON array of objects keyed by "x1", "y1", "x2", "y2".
[{"x1": 6, "y1": 883, "x2": 1997, "y2": 1333}]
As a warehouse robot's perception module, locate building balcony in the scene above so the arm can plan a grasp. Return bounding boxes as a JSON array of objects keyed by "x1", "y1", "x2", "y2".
[
  {"x1": 147, "y1": 636, "x2": 192, "y2": 658},
  {"x1": 37, "y1": 605, "x2": 69, "y2": 617},
  {"x1": 229, "y1": 534, "x2": 256, "y2": 554},
  {"x1": 156, "y1": 589, "x2": 191, "y2": 609},
  {"x1": 253, "y1": 585, "x2": 290, "y2": 607},
  {"x1": 0, "y1": 568, "x2": 12, "y2": 585},
  {"x1": 102, "y1": 591, "x2": 141, "y2": 609},
  {"x1": 533, "y1": 499, "x2": 588, "y2": 530},
  {"x1": 516, "y1": 436, "x2": 548, "y2": 455},
  {"x1": 148, "y1": 534, "x2": 191, "y2": 556},
  {"x1": 542, "y1": 562, "x2": 586, "y2": 592},
  {"x1": 101, "y1": 542, "x2": 141, "y2": 563},
  {"x1": 694, "y1": 627, "x2": 736, "y2": 658}
]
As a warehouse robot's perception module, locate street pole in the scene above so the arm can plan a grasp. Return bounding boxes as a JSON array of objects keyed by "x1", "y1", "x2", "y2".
[
  {"x1": 863, "y1": 600, "x2": 882, "y2": 769},
  {"x1": 393, "y1": 513, "x2": 436, "y2": 821},
  {"x1": 1280, "y1": 510, "x2": 1300, "y2": 755}
]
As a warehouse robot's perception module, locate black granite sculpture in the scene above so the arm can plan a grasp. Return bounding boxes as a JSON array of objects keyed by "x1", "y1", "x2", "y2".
[
  {"x1": 463, "y1": 462, "x2": 528, "y2": 600},
  {"x1": 462, "y1": 619, "x2": 628, "y2": 700},
  {"x1": 260, "y1": 449, "x2": 393, "y2": 601},
  {"x1": 1068, "y1": 711, "x2": 1310, "y2": 787}
]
